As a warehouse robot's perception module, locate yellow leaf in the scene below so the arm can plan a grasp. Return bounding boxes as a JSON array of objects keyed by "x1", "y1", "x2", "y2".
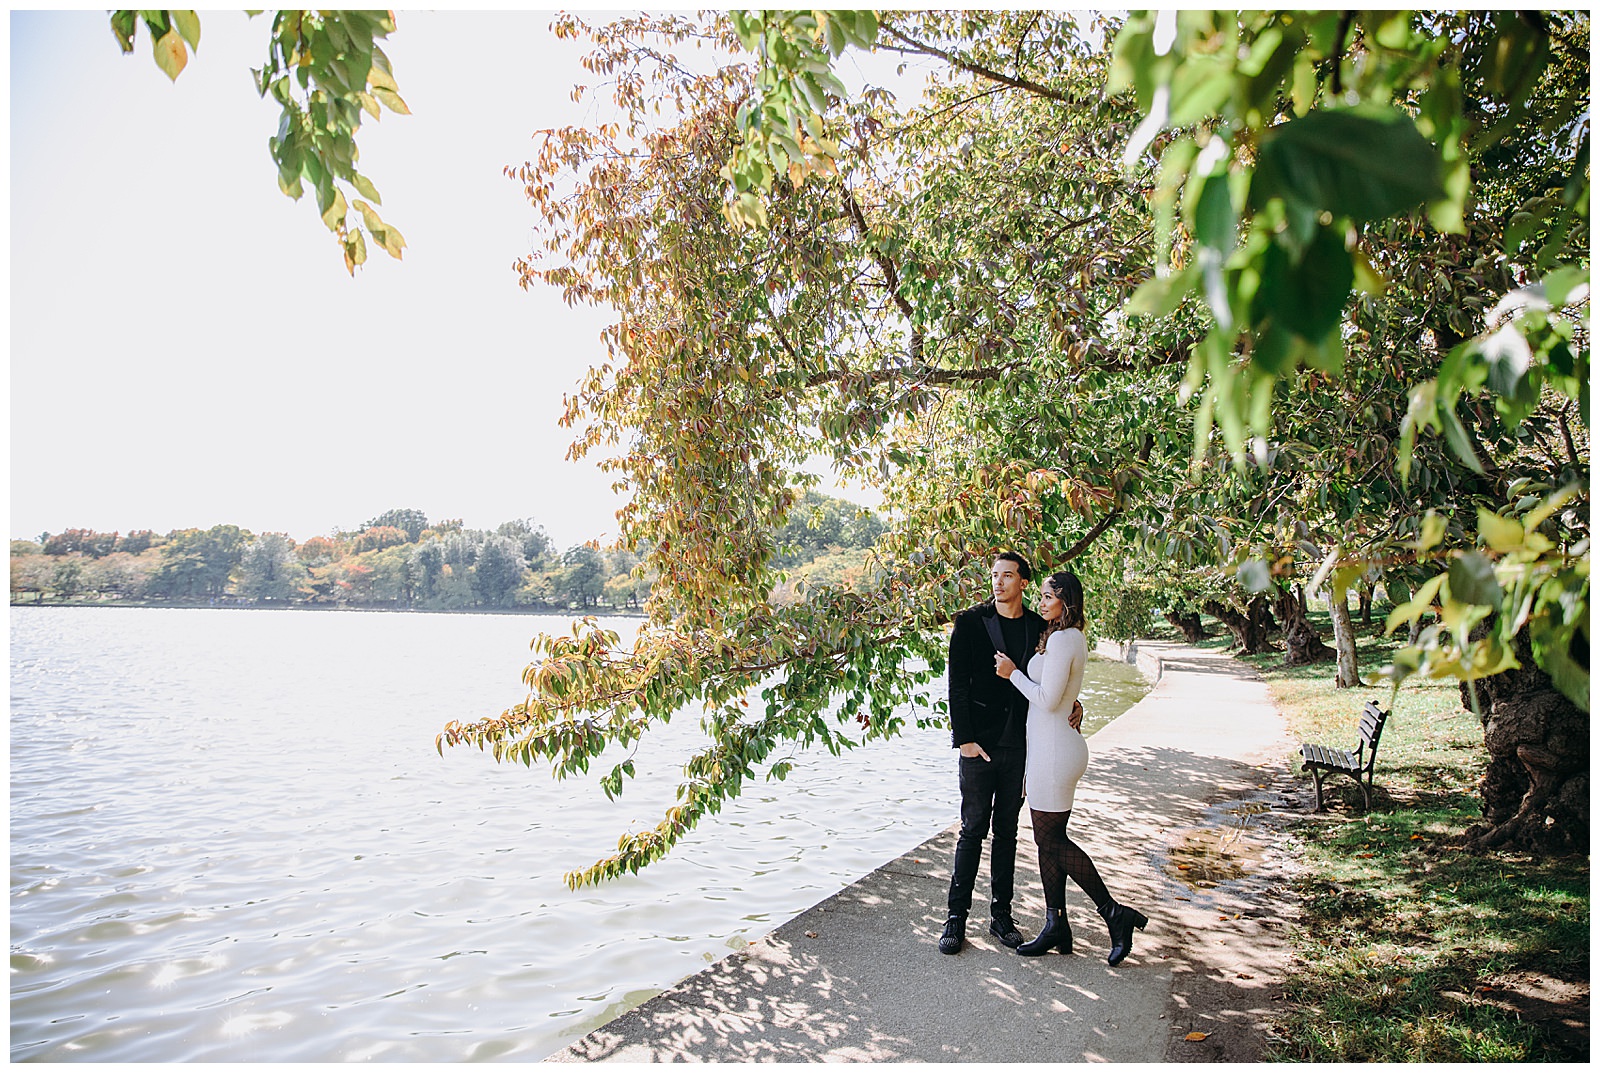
[
  {"x1": 371, "y1": 86, "x2": 411, "y2": 116},
  {"x1": 321, "y1": 187, "x2": 347, "y2": 232},
  {"x1": 1185, "y1": 1032, "x2": 1210, "y2": 1041},
  {"x1": 1415, "y1": 511, "x2": 1447, "y2": 551},
  {"x1": 1477, "y1": 507, "x2": 1524, "y2": 553},
  {"x1": 152, "y1": 29, "x2": 188, "y2": 81}
]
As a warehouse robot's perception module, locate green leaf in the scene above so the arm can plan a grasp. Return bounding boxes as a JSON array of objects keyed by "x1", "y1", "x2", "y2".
[
  {"x1": 110, "y1": 10, "x2": 138, "y2": 52},
  {"x1": 1192, "y1": 170, "x2": 1235, "y2": 254},
  {"x1": 1250, "y1": 106, "x2": 1446, "y2": 222},
  {"x1": 1541, "y1": 265, "x2": 1589, "y2": 308},
  {"x1": 1447, "y1": 551, "x2": 1502, "y2": 608},
  {"x1": 1127, "y1": 264, "x2": 1198, "y2": 318},
  {"x1": 1438, "y1": 402, "x2": 1485, "y2": 473},
  {"x1": 172, "y1": 10, "x2": 201, "y2": 51},
  {"x1": 1237, "y1": 558, "x2": 1272, "y2": 593},
  {"x1": 1383, "y1": 578, "x2": 1410, "y2": 607},
  {"x1": 1251, "y1": 225, "x2": 1353, "y2": 341}
]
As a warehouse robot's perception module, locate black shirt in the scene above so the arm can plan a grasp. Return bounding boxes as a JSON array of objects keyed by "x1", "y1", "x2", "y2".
[{"x1": 996, "y1": 612, "x2": 1030, "y2": 748}]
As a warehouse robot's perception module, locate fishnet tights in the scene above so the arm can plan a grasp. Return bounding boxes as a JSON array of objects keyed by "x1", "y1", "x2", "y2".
[{"x1": 1030, "y1": 808, "x2": 1109, "y2": 911}]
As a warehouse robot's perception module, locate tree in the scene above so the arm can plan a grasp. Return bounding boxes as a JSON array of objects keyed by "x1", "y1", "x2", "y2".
[
  {"x1": 429, "y1": 11, "x2": 1586, "y2": 881},
  {"x1": 365, "y1": 508, "x2": 430, "y2": 543},
  {"x1": 497, "y1": 518, "x2": 554, "y2": 568},
  {"x1": 297, "y1": 535, "x2": 342, "y2": 566},
  {"x1": 350, "y1": 525, "x2": 410, "y2": 554},
  {"x1": 10, "y1": 551, "x2": 52, "y2": 604},
  {"x1": 148, "y1": 525, "x2": 252, "y2": 599},
  {"x1": 116, "y1": 530, "x2": 157, "y2": 555},
  {"x1": 109, "y1": 9, "x2": 409, "y2": 273},
  {"x1": 555, "y1": 544, "x2": 605, "y2": 609},
  {"x1": 412, "y1": 539, "x2": 446, "y2": 601},
  {"x1": 473, "y1": 535, "x2": 529, "y2": 608},
  {"x1": 728, "y1": 9, "x2": 1590, "y2": 840},
  {"x1": 238, "y1": 532, "x2": 308, "y2": 602},
  {"x1": 42, "y1": 529, "x2": 118, "y2": 558},
  {"x1": 87, "y1": 550, "x2": 159, "y2": 600},
  {"x1": 445, "y1": 11, "x2": 1175, "y2": 885},
  {"x1": 50, "y1": 559, "x2": 85, "y2": 601},
  {"x1": 361, "y1": 544, "x2": 420, "y2": 606}
]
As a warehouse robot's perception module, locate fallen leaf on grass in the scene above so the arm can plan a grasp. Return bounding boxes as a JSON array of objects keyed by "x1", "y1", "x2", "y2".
[{"x1": 1185, "y1": 1032, "x2": 1210, "y2": 1042}]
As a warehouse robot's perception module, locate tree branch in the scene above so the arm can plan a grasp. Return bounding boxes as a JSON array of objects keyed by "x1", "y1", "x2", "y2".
[
  {"x1": 1059, "y1": 434, "x2": 1154, "y2": 562},
  {"x1": 877, "y1": 23, "x2": 1073, "y2": 103}
]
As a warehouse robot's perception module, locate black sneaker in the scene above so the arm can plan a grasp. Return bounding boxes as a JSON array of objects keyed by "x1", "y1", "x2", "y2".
[
  {"x1": 989, "y1": 915, "x2": 1024, "y2": 948},
  {"x1": 938, "y1": 915, "x2": 966, "y2": 954}
]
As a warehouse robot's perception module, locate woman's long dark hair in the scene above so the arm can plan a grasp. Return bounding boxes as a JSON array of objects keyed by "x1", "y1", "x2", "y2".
[{"x1": 1037, "y1": 569, "x2": 1087, "y2": 652}]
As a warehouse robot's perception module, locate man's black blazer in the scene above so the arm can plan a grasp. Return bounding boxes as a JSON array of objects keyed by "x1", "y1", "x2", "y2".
[{"x1": 948, "y1": 602, "x2": 1045, "y2": 752}]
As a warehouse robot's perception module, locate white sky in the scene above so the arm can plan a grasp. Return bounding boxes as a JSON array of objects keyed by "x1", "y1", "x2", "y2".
[{"x1": 9, "y1": 9, "x2": 899, "y2": 550}]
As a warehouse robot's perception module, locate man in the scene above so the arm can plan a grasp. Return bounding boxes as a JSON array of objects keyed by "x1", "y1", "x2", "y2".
[{"x1": 940, "y1": 551, "x2": 1081, "y2": 954}]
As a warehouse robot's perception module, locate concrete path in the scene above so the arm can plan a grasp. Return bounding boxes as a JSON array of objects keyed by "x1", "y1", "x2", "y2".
[{"x1": 550, "y1": 642, "x2": 1307, "y2": 1063}]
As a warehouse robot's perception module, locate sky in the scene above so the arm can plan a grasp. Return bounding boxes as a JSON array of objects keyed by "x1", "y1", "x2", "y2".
[{"x1": 9, "y1": 9, "x2": 898, "y2": 551}]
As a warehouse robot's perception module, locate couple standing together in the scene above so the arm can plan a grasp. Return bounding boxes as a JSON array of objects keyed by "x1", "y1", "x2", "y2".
[{"x1": 940, "y1": 552, "x2": 1148, "y2": 965}]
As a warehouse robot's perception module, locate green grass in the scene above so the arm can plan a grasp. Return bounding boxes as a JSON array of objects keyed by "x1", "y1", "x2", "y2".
[{"x1": 1198, "y1": 609, "x2": 1590, "y2": 1062}]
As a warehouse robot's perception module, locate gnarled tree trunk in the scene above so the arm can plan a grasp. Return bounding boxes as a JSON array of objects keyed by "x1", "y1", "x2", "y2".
[
  {"x1": 1462, "y1": 625, "x2": 1588, "y2": 855},
  {"x1": 1163, "y1": 608, "x2": 1206, "y2": 643},
  {"x1": 1202, "y1": 596, "x2": 1275, "y2": 655},
  {"x1": 1278, "y1": 584, "x2": 1334, "y2": 666}
]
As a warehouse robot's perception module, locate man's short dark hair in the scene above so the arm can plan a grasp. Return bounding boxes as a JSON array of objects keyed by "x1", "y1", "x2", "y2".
[{"x1": 993, "y1": 551, "x2": 1032, "y2": 582}]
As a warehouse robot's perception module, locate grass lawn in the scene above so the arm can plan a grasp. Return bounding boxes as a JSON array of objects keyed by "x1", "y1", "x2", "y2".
[{"x1": 1182, "y1": 610, "x2": 1590, "y2": 1061}]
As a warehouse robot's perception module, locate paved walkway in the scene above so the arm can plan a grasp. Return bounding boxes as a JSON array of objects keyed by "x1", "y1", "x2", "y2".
[{"x1": 550, "y1": 642, "x2": 1305, "y2": 1063}]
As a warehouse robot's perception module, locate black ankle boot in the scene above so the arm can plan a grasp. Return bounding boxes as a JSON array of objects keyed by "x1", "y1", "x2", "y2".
[
  {"x1": 1097, "y1": 900, "x2": 1148, "y2": 966},
  {"x1": 1016, "y1": 908, "x2": 1072, "y2": 956}
]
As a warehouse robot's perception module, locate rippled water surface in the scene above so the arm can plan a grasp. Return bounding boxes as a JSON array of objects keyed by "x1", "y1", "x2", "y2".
[{"x1": 10, "y1": 607, "x2": 1148, "y2": 1061}]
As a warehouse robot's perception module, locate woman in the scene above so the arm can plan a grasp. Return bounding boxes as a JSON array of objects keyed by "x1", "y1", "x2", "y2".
[{"x1": 993, "y1": 570, "x2": 1148, "y2": 965}]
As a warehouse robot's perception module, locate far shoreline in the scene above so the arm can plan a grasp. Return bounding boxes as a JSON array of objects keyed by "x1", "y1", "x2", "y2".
[{"x1": 8, "y1": 601, "x2": 647, "y2": 619}]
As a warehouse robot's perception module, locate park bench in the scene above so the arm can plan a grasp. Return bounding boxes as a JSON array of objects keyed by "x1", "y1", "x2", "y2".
[{"x1": 1300, "y1": 700, "x2": 1390, "y2": 812}]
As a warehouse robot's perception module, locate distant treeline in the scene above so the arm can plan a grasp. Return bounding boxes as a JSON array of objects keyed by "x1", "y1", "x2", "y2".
[{"x1": 10, "y1": 494, "x2": 884, "y2": 612}]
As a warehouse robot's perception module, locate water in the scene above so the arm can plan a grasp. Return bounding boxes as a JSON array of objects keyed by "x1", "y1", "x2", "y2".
[{"x1": 10, "y1": 606, "x2": 1149, "y2": 1061}]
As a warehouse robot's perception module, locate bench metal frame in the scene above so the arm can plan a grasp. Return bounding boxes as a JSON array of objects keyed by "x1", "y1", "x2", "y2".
[{"x1": 1300, "y1": 700, "x2": 1390, "y2": 812}]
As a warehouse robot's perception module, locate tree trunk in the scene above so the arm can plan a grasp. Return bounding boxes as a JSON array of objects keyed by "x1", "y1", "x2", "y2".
[
  {"x1": 1327, "y1": 590, "x2": 1361, "y2": 687},
  {"x1": 1278, "y1": 584, "x2": 1334, "y2": 665},
  {"x1": 1163, "y1": 608, "x2": 1206, "y2": 643},
  {"x1": 1462, "y1": 625, "x2": 1588, "y2": 855},
  {"x1": 1357, "y1": 585, "x2": 1373, "y2": 627},
  {"x1": 1202, "y1": 598, "x2": 1275, "y2": 654}
]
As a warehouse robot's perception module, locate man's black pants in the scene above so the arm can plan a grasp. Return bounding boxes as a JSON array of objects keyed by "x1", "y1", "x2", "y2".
[{"x1": 946, "y1": 745, "x2": 1025, "y2": 921}]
